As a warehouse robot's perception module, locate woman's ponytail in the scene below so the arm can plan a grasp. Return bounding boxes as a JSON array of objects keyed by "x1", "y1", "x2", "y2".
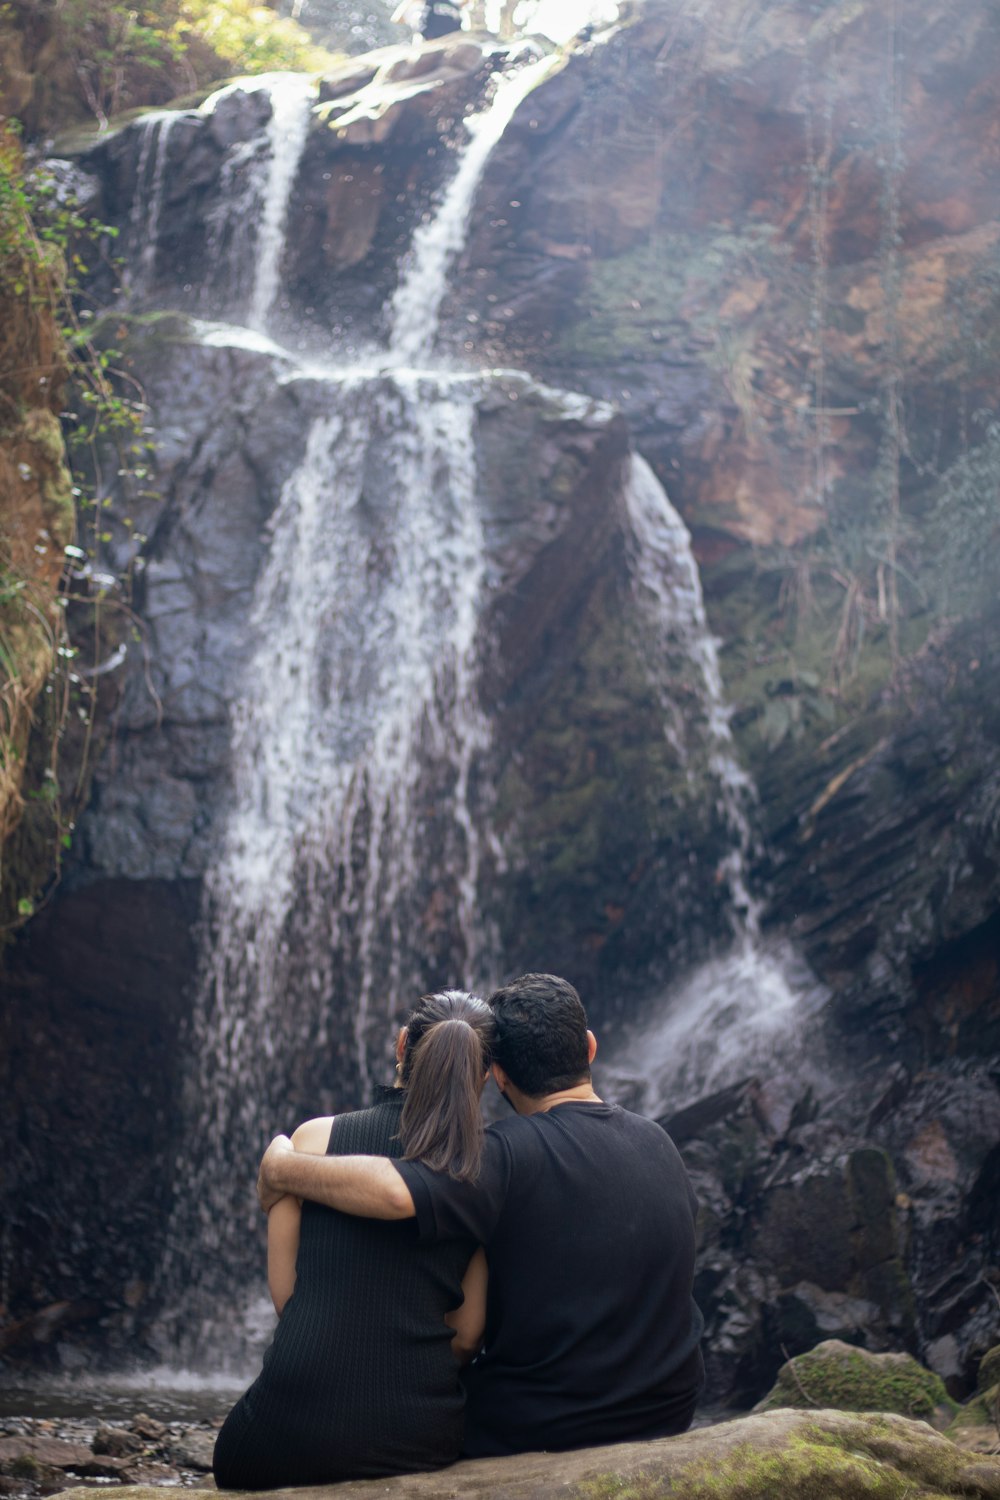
[{"x1": 398, "y1": 992, "x2": 495, "y2": 1181}]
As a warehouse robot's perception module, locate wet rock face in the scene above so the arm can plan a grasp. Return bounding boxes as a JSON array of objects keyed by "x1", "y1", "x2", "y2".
[
  {"x1": 71, "y1": 39, "x2": 498, "y2": 339},
  {"x1": 665, "y1": 1054, "x2": 1000, "y2": 1405},
  {"x1": 477, "y1": 396, "x2": 733, "y2": 1004},
  {"x1": 0, "y1": 324, "x2": 735, "y2": 1356},
  {"x1": 0, "y1": 327, "x2": 311, "y2": 1357},
  {"x1": 0, "y1": 876, "x2": 198, "y2": 1365},
  {"x1": 762, "y1": 609, "x2": 1000, "y2": 1061}
]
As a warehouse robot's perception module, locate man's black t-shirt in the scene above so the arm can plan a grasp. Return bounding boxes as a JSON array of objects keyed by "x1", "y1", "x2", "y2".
[{"x1": 394, "y1": 1101, "x2": 704, "y2": 1457}]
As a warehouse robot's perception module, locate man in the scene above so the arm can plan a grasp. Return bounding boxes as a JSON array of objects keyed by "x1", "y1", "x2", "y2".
[{"x1": 257, "y1": 973, "x2": 704, "y2": 1456}]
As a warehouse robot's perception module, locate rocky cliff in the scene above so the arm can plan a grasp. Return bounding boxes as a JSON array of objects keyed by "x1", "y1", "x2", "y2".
[
  {"x1": 0, "y1": 133, "x2": 76, "y2": 934},
  {"x1": 1, "y1": 0, "x2": 998, "y2": 1405}
]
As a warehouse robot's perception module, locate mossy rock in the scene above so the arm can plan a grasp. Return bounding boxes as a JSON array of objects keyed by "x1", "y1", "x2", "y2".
[
  {"x1": 946, "y1": 1382, "x2": 1000, "y2": 1455},
  {"x1": 49, "y1": 1409, "x2": 1000, "y2": 1498},
  {"x1": 981, "y1": 1347, "x2": 1000, "y2": 1395},
  {"x1": 756, "y1": 1339, "x2": 959, "y2": 1426}
]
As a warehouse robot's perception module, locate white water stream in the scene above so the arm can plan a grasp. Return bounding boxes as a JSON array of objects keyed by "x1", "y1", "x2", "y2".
[
  {"x1": 247, "y1": 74, "x2": 317, "y2": 330},
  {"x1": 605, "y1": 454, "x2": 829, "y2": 1112},
  {"x1": 623, "y1": 453, "x2": 759, "y2": 937},
  {"x1": 127, "y1": 113, "x2": 177, "y2": 296},
  {"x1": 389, "y1": 55, "x2": 558, "y2": 362}
]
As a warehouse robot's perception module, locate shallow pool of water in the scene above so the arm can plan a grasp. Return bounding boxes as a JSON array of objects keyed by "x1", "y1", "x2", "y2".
[{"x1": 0, "y1": 1371, "x2": 246, "y2": 1425}]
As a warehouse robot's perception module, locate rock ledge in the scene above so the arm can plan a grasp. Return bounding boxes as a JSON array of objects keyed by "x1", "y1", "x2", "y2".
[{"x1": 52, "y1": 1408, "x2": 1000, "y2": 1500}]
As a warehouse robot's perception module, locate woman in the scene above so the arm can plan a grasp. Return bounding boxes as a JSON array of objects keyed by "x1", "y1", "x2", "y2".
[{"x1": 213, "y1": 990, "x2": 494, "y2": 1489}]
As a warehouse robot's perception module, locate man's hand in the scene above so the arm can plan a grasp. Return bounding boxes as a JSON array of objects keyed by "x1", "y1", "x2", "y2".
[{"x1": 257, "y1": 1133, "x2": 293, "y2": 1214}]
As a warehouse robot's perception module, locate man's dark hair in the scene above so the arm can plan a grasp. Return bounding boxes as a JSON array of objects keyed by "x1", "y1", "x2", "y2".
[{"x1": 487, "y1": 973, "x2": 590, "y2": 1098}]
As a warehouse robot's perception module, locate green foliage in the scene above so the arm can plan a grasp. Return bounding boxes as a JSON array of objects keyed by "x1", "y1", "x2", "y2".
[
  {"x1": 4, "y1": 0, "x2": 336, "y2": 134},
  {"x1": 55, "y1": 0, "x2": 177, "y2": 126},
  {"x1": 0, "y1": 122, "x2": 148, "y2": 936},
  {"x1": 173, "y1": 0, "x2": 333, "y2": 74},
  {"x1": 757, "y1": 665, "x2": 836, "y2": 750}
]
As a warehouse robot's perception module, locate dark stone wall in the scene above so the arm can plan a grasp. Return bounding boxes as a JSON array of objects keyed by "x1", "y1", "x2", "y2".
[{"x1": 0, "y1": 879, "x2": 198, "y2": 1361}]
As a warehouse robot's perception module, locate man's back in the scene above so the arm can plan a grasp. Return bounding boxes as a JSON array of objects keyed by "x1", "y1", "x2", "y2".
[{"x1": 398, "y1": 1100, "x2": 704, "y2": 1456}]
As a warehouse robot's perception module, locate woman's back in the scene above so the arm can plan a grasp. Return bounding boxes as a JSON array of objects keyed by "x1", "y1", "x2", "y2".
[{"x1": 213, "y1": 1089, "x2": 474, "y2": 1488}]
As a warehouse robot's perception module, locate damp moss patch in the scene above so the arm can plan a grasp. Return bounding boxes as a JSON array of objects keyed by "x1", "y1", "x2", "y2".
[{"x1": 756, "y1": 1340, "x2": 959, "y2": 1425}]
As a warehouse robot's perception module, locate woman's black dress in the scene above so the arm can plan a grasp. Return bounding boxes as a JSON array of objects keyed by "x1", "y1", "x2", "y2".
[{"x1": 213, "y1": 1089, "x2": 476, "y2": 1489}]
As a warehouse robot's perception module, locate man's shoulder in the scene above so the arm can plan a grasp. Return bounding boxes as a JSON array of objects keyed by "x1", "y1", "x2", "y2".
[
  {"x1": 485, "y1": 1113, "x2": 533, "y2": 1145},
  {"x1": 613, "y1": 1103, "x2": 673, "y2": 1137},
  {"x1": 484, "y1": 1111, "x2": 557, "y2": 1161},
  {"x1": 485, "y1": 1102, "x2": 671, "y2": 1151},
  {"x1": 611, "y1": 1104, "x2": 686, "y2": 1159}
]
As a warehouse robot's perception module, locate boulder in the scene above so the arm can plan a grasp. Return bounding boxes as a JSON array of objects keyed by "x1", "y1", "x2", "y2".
[
  {"x1": 0, "y1": 1437, "x2": 129, "y2": 1478},
  {"x1": 945, "y1": 1348, "x2": 1000, "y2": 1453},
  {"x1": 91, "y1": 1427, "x2": 144, "y2": 1459},
  {"x1": 165, "y1": 1432, "x2": 216, "y2": 1472},
  {"x1": 127, "y1": 1416, "x2": 166, "y2": 1444},
  {"x1": 756, "y1": 1340, "x2": 958, "y2": 1428},
  {"x1": 48, "y1": 1409, "x2": 1000, "y2": 1499},
  {"x1": 947, "y1": 1384, "x2": 1000, "y2": 1458}
]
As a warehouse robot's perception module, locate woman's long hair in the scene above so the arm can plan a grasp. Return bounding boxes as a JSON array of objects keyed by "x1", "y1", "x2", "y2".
[{"x1": 398, "y1": 990, "x2": 495, "y2": 1182}]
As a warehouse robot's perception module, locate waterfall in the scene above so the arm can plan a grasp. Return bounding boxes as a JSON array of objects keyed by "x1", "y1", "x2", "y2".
[
  {"x1": 195, "y1": 74, "x2": 315, "y2": 323},
  {"x1": 247, "y1": 74, "x2": 316, "y2": 331},
  {"x1": 604, "y1": 939, "x2": 827, "y2": 1119},
  {"x1": 607, "y1": 454, "x2": 827, "y2": 1114},
  {"x1": 204, "y1": 375, "x2": 494, "y2": 1087},
  {"x1": 123, "y1": 41, "x2": 822, "y2": 1365},
  {"x1": 623, "y1": 453, "x2": 759, "y2": 936},
  {"x1": 151, "y1": 57, "x2": 559, "y2": 1361},
  {"x1": 388, "y1": 54, "x2": 558, "y2": 363},
  {"x1": 127, "y1": 112, "x2": 177, "y2": 297}
]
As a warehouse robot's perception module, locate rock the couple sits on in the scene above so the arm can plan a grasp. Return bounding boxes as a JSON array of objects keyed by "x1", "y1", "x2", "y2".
[{"x1": 212, "y1": 974, "x2": 704, "y2": 1489}]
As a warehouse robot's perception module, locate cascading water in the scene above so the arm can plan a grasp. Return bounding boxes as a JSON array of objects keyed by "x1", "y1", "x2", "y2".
[
  {"x1": 202, "y1": 73, "x2": 316, "y2": 326},
  {"x1": 388, "y1": 55, "x2": 558, "y2": 362},
  {"x1": 151, "y1": 56, "x2": 558, "y2": 1364},
  {"x1": 623, "y1": 452, "x2": 759, "y2": 937},
  {"x1": 246, "y1": 74, "x2": 317, "y2": 330},
  {"x1": 126, "y1": 113, "x2": 177, "y2": 296},
  {"x1": 125, "y1": 74, "x2": 316, "y2": 321},
  {"x1": 119, "y1": 41, "x2": 822, "y2": 1367},
  {"x1": 605, "y1": 454, "x2": 829, "y2": 1115}
]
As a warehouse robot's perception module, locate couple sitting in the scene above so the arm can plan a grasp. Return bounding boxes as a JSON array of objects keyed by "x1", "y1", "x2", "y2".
[{"x1": 213, "y1": 973, "x2": 704, "y2": 1489}]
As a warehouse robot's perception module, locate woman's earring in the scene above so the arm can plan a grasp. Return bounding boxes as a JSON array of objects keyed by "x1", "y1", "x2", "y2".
[{"x1": 395, "y1": 1061, "x2": 403, "y2": 1075}]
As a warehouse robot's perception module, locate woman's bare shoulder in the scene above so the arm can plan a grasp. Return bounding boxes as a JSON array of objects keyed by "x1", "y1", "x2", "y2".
[{"x1": 291, "y1": 1116, "x2": 336, "y2": 1153}]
